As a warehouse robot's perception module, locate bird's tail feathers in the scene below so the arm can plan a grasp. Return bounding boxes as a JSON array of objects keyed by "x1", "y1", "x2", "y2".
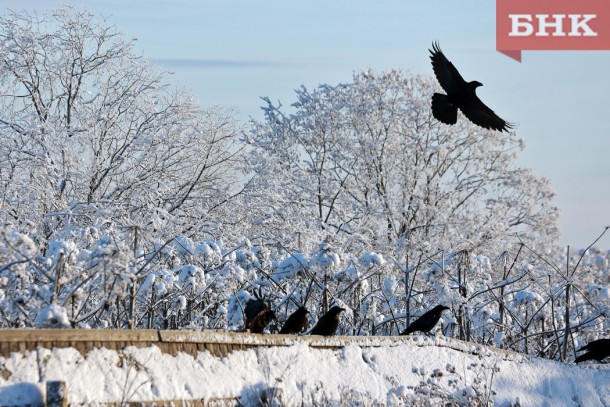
[
  {"x1": 431, "y1": 93, "x2": 457, "y2": 125},
  {"x1": 401, "y1": 326, "x2": 415, "y2": 336},
  {"x1": 575, "y1": 353, "x2": 594, "y2": 364}
]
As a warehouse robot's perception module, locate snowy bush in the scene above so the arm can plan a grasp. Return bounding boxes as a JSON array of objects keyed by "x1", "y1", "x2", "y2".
[
  {"x1": 0, "y1": 223, "x2": 608, "y2": 364},
  {"x1": 35, "y1": 304, "x2": 71, "y2": 329}
]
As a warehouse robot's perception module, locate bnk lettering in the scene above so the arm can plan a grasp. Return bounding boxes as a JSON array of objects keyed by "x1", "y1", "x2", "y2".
[{"x1": 508, "y1": 14, "x2": 597, "y2": 37}]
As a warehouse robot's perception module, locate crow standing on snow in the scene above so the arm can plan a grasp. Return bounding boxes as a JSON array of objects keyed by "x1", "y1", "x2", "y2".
[
  {"x1": 575, "y1": 338, "x2": 610, "y2": 363},
  {"x1": 279, "y1": 306, "x2": 309, "y2": 334},
  {"x1": 429, "y1": 42, "x2": 513, "y2": 132},
  {"x1": 310, "y1": 306, "x2": 345, "y2": 336},
  {"x1": 244, "y1": 299, "x2": 276, "y2": 334},
  {"x1": 401, "y1": 305, "x2": 450, "y2": 336}
]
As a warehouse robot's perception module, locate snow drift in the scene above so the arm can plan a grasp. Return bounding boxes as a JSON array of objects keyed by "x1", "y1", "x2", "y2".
[{"x1": 0, "y1": 335, "x2": 608, "y2": 406}]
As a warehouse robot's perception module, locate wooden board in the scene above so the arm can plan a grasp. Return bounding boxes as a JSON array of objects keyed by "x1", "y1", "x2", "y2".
[{"x1": 0, "y1": 329, "x2": 523, "y2": 360}]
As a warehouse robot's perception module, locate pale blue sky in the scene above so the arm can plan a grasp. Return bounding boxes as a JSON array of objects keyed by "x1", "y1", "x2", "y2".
[{"x1": 4, "y1": 0, "x2": 610, "y2": 249}]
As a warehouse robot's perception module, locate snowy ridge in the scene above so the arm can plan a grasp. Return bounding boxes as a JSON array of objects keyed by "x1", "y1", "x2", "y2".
[{"x1": 0, "y1": 333, "x2": 608, "y2": 406}]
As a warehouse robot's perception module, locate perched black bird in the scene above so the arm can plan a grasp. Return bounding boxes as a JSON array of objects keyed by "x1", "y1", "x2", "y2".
[
  {"x1": 575, "y1": 338, "x2": 610, "y2": 363},
  {"x1": 429, "y1": 42, "x2": 513, "y2": 132},
  {"x1": 248, "y1": 309, "x2": 277, "y2": 334},
  {"x1": 310, "y1": 306, "x2": 345, "y2": 336},
  {"x1": 401, "y1": 305, "x2": 450, "y2": 336},
  {"x1": 244, "y1": 299, "x2": 267, "y2": 326},
  {"x1": 244, "y1": 299, "x2": 275, "y2": 333},
  {"x1": 279, "y1": 306, "x2": 309, "y2": 334}
]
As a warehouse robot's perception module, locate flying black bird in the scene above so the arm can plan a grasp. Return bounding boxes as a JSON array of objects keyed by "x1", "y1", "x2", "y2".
[
  {"x1": 575, "y1": 338, "x2": 610, "y2": 363},
  {"x1": 310, "y1": 306, "x2": 345, "y2": 336},
  {"x1": 429, "y1": 42, "x2": 513, "y2": 132},
  {"x1": 244, "y1": 299, "x2": 275, "y2": 333},
  {"x1": 401, "y1": 305, "x2": 450, "y2": 336},
  {"x1": 279, "y1": 306, "x2": 309, "y2": 334}
]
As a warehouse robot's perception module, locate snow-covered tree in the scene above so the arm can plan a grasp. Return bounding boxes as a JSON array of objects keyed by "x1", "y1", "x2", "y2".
[
  {"x1": 0, "y1": 7, "x2": 244, "y2": 328},
  {"x1": 243, "y1": 70, "x2": 558, "y2": 255},
  {"x1": 0, "y1": 7, "x2": 242, "y2": 247}
]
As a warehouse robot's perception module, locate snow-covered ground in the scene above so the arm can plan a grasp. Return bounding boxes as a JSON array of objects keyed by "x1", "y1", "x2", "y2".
[{"x1": 0, "y1": 334, "x2": 608, "y2": 406}]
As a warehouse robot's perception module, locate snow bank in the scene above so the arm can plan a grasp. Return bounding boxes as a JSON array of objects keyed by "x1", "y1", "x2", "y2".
[
  {"x1": 0, "y1": 336, "x2": 608, "y2": 406},
  {"x1": 34, "y1": 304, "x2": 71, "y2": 329}
]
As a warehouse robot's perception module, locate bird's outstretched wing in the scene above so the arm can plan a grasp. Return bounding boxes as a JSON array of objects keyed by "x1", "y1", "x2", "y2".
[
  {"x1": 459, "y1": 95, "x2": 514, "y2": 132},
  {"x1": 429, "y1": 42, "x2": 466, "y2": 94}
]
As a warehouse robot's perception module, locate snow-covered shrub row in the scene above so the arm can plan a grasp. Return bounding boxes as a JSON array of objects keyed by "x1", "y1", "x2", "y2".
[{"x1": 1, "y1": 226, "x2": 608, "y2": 362}]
